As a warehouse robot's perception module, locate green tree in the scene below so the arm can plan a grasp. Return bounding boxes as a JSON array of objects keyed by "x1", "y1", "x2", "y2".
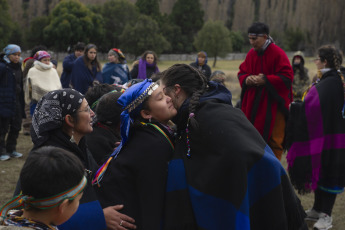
[
  {"x1": 158, "y1": 14, "x2": 184, "y2": 53},
  {"x1": 170, "y1": 0, "x2": 204, "y2": 53},
  {"x1": 283, "y1": 27, "x2": 305, "y2": 51},
  {"x1": 100, "y1": 0, "x2": 139, "y2": 50},
  {"x1": 135, "y1": 0, "x2": 160, "y2": 21},
  {"x1": 43, "y1": 0, "x2": 105, "y2": 51},
  {"x1": 194, "y1": 20, "x2": 232, "y2": 67},
  {"x1": 0, "y1": 0, "x2": 15, "y2": 48},
  {"x1": 26, "y1": 16, "x2": 50, "y2": 48},
  {"x1": 119, "y1": 15, "x2": 170, "y2": 58},
  {"x1": 229, "y1": 31, "x2": 244, "y2": 52}
]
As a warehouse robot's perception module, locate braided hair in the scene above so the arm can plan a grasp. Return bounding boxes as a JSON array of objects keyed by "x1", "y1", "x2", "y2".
[
  {"x1": 161, "y1": 64, "x2": 209, "y2": 129},
  {"x1": 318, "y1": 45, "x2": 345, "y2": 100}
]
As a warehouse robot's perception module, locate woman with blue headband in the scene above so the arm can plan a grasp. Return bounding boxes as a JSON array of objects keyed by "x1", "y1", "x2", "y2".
[{"x1": 94, "y1": 78, "x2": 177, "y2": 229}]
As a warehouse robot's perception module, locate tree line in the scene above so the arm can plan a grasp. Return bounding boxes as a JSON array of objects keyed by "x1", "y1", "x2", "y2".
[{"x1": 1, "y1": 0, "x2": 245, "y2": 65}]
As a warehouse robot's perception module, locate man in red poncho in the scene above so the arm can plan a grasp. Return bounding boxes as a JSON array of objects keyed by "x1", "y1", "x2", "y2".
[{"x1": 238, "y1": 22, "x2": 293, "y2": 160}]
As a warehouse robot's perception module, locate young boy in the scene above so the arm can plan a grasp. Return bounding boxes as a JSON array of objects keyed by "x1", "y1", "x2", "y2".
[
  {"x1": 0, "y1": 44, "x2": 25, "y2": 161},
  {"x1": 0, "y1": 146, "x2": 86, "y2": 229}
]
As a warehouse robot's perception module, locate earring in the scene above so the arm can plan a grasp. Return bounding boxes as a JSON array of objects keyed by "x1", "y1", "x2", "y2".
[
  {"x1": 70, "y1": 129, "x2": 76, "y2": 143},
  {"x1": 149, "y1": 117, "x2": 152, "y2": 123}
]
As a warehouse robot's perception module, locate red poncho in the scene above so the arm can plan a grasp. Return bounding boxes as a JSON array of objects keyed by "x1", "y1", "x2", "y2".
[{"x1": 238, "y1": 43, "x2": 293, "y2": 141}]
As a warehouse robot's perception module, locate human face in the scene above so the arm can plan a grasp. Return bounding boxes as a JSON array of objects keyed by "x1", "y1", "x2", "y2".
[
  {"x1": 57, "y1": 193, "x2": 83, "y2": 225},
  {"x1": 40, "y1": 57, "x2": 51, "y2": 65},
  {"x1": 314, "y1": 56, "x2": 326, "y2": 70},
  {"x1": 146, "y1": 54, "x2": 155, "y2": 64},
  {"x1": 87, "y1": 48, "x2": 97, "y2": 61},
  {"x1": 198, "y1": 56, "x2": 205, "y2": 65},
  {"x1": 293, "y1": 56, "x2": 301, "y2": 65},
  {"x1": 74, "y1": 50, "x2": 83, "y2": 58},
  {"x1": 248, "y1": 34, "x2": 267, "y2": 51},
  {"x1": 8, "y1": 52, "x2": 21, "y2": 64},
  {"x1": 74, "y1": 99, "x2": 94, "y2": 135},
  {"x1": 144, "y1": 85, "x2": 177, "y2": 124},
  {"x1": 108, "y1": 54, "x2": 118, "y2": 63}
]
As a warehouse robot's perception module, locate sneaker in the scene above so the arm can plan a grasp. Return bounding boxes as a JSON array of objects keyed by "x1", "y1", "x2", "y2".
[
  {"x1": 8, "y1": 151, "x2": 23, "y2": 158},
  {"x1": 0, "y1": 154, "x2": 10, "y2": 161},
  {"x1": 305, "y1": 208, "x2": 322, "y2": 221},
  {"x1": 313, "y1": 213, "x2": 332, "y2": 230}
]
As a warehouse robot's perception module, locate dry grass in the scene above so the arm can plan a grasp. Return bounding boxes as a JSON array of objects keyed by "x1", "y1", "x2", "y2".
[{"x1": 2, "y1": 58, "x2": 344, "y2": 229}]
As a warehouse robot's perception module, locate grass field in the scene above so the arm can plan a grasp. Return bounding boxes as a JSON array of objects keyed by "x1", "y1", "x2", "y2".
[{"x1": 1, "y1": 58, "x2": 344, "y2": 229}]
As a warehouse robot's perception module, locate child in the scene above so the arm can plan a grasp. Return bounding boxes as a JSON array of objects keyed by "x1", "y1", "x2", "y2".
[
  {"x1": 0, "y1": 146, "x2": 86, "y2": 229},
  {"x1": 25, "y1": 50, "x2": 62, "y2": 115},
  {"x1": 0, "y1": 44, "x2": 25, "y2": 161}
]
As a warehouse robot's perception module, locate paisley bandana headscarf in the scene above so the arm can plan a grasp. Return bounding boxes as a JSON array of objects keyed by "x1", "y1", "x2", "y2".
[{"x1": 31, "y1": 89, "x2": 84, "y2": 147}]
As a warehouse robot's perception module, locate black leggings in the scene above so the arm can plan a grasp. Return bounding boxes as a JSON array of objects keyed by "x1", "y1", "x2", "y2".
[{"x1": 312, "y1": 188, "x2": 337, "y2": 216}]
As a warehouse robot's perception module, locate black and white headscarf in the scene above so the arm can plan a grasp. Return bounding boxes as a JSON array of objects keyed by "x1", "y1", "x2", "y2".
[{"x1": 31, "y1": 89, "x2": 84, "y2": 147}]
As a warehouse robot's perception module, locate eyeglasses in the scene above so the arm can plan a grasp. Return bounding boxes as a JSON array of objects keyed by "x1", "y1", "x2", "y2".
[
  {"x1": 314, "y1": 58, "x2": 321, "y2": 61},
  {"x1": 78, "y1": 105, "x2": 92, "y2": 113}
]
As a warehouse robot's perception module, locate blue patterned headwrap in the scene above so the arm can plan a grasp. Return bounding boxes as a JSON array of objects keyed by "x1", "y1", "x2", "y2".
[
  {"x1": 3, "y1": 44, "x2": 21, "y2": 63},
  {"x1": 112, "y1": 79, "x2": 158, "y2": 157}
]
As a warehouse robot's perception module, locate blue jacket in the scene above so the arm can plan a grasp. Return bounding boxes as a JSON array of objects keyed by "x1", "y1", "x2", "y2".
[
  {"x1": 60, "y1": 53, "x2": 77, "y2": 88},
  {"x1": 71, "y1": 56, "x2": 103, "y2": 94},
  {"x1": 102, "y1": 62, "x2": 131, "y2": 85}
]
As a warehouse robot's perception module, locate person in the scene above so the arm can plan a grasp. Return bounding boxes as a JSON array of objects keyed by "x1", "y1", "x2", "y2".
[
  {"x1": 102, "y1": 48, "x2": 131, "y2": 85},
  {"x1": 0, "y1": 44, "x2": 25, "y2": 161},
  {"x1": 22, "y1": 45, "x2": 48, "y2": 135},
  {"x1": 160, "y1": 64, "x2": 307, "y2": 230},
  {"x1": 14, "y1": 89, "x2": 136, "y2": 230},
  {"x1": 24, "y1": 50, "x2": 62, "y2": 115},
  {"x1": 93, "y1": 79, "x2": 177, "y2": 229},
  {"x1": 71, "y1": 44, "x2": 103, "y2": 94},
  {"x1": 238, "y1": 22, "x2": 294, "y2": 161},
  {"x1": 291, "y1": 51, "x2": 310, "y2": 101},
  {"x1": 190, "y1": 51, "x2": 212, "y2": 80},
  {"x1": 0, "y1": 146, "x2": 86, "y2": 229},
  {"x1": 85, "y1": 91, "x2": 123, "y2": 165},
  {"x1": 286, "y1": 45, "x2": 345, "y2": 230},
  {"x1": 60, "y1": 42, "x2": 85, "y2": 88},
  {"x1": 130, "y1": 50, "x2": 159, "y2": 79},
  {"x1": 210, "y1": 70, "x2": 226, "y2": 86}
]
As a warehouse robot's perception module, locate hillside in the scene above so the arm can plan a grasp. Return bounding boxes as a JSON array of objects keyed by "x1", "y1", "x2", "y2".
[{"x1": 7, "y1": 0, "x2": 345, "y2": 51}]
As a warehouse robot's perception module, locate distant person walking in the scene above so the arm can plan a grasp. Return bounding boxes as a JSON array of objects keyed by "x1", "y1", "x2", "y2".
[
  {"x1": 238, "y1": 22, "x2": 293, "y2": 160},
  {"x1": 71, "y1": 44, "x2": 103, "y2": 94},
  {"x1": 60, "y1": 42, "x2": 85, "y2": 88},
  {"x1": 190, "y1": 51, "x2": 212, "y2": 80},
  {"x1": 130, "y1": 50, "x2": 159, "y2": 79}
]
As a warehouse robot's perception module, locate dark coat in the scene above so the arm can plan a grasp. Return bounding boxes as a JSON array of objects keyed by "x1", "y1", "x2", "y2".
[
  {"x1": 60, "y1": 53, "x2": 77, "y2": 88},
  {"x1": 190, "y1": 62, "x2": 212, "y2": 80},
  {"x1": 85, "y1": 123, "x2": 121, "y2": 166},
  {"x1": 95, "y1": 122, "x2": 174, "y2": 230},
  {"x1": 70, "y1": 56, "x2": 103, "y2": 94},
  {"x1": 0, "y1": 59, "x2": 25, "y2": 118},
  {"x1": 130, "y1": 63, "x2": 157, "y2": 79},
  {"x1": 164, "y1": 82, "x2": 307, "y2": 230},
  {"x1": 15, "y1": 129, "x2": 106, "y2": 230},
  {"x1": 287, "y1": 69, "x2": 345, "y2": 193}
]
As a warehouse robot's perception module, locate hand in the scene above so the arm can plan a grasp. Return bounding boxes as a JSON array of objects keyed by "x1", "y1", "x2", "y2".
[
  {"x1": 245, "y1": 75, "x2": 257, "y2": 86},
  {"x1": 103, "y1": 205, "x2": 136, "y2": 230},
  {"x1": 255, "y1": 74, "x2": 266, "y2": 86}
]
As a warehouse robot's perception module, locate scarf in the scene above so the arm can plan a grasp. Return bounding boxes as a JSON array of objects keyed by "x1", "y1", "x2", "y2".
[{"x1": 137, "y1": 59, "x2": 159, "y2": 79}]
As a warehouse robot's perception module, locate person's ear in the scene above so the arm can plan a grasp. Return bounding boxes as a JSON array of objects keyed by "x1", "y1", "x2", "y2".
[
  {"x1": 64, "y1": 114, "x2": 75, "y2": 128},
  {"x1": 58, "y1": 199, "x2": 70, "y2": 214},
  {"x1": 140, "y1": 109, "x2": 152, "y2": 120},
  {"x1": 174, "y1": 84, "x2": 181, "y2": 95}
]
